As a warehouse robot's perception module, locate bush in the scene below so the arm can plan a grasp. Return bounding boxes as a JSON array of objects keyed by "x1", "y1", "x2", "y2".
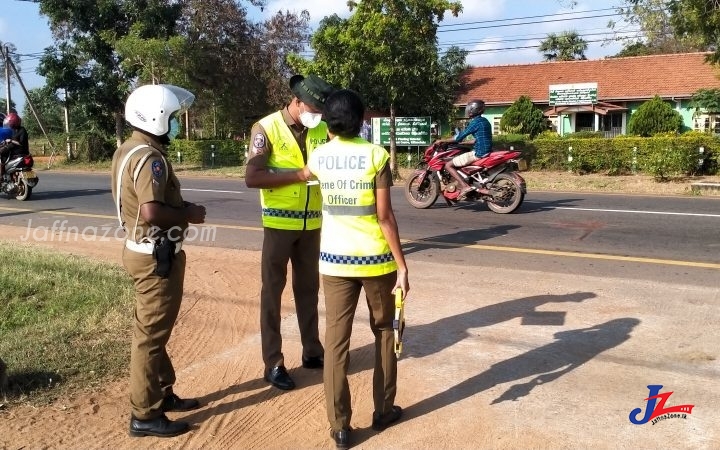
[
  {"x1": 565, "y1": 131, "x2": 605, "y2": 139},
  {"x1": 168, "y1": 139, "x2": 247, "y2": 166},
  {"x1": 627, "y1": 96, "x2": 684, "y2": 137},
  {"x1": 500, "y1": 96, "x2": 548, "y2": 138}
]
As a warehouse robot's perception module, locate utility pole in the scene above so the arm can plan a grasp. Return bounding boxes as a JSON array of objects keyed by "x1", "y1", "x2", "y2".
[
  {"x1": 2, "y1": 45, "x2": 11, "y2": 114},
  {"x1": 63, "y1": 88, "x2": 72, "y2": 160},
  {"x1": 5, "y1": 47, "x2": 58, "y2": 166}
]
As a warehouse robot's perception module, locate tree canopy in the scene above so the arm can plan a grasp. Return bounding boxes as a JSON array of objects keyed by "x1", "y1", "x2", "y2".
[
  {"x1": 667, "y1": 0, "x2": 720, "y2": 63},
  {"x1": 538, "y1": 31, "x2": 588, "y2": 61},
  {"x1": 292, "y1": 0, "x2": 465, "y2": 173},
  {"x1": 31, "y1": 0, "x2": 309, "y2": 144},
  {"x1": 609, "y1": 0, "x2": 707, "y2": 57},
  {"x1": 36, "y1": 0, "x2": 184, "y2": 142}
]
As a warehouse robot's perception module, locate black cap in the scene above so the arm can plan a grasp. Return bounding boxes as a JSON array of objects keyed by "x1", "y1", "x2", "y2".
[{"x1": 290, "y1": 74, "x2": 335, "y2": 110}]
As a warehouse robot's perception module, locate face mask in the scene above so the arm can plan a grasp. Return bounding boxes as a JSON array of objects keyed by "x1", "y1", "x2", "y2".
[
  {"x1": 299, "y1": 105, "x2": 323, "y2": 129},
  {"x1": 168, "y1": 117, "x2": 180, "y2": 140}
]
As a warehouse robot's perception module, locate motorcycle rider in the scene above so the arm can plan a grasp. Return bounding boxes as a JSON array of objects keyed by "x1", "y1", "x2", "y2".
[
  {"x1": 437, "y1": 99, "x2": 493, "y2": 200},
  {"x1": 1, "y1": 113, "x2": 30, "y2": 181},
  {"x1": 3, "y1": 113, "x2": 29, "y2": 155},
  {"x1": 0, "y1": 127, "x2": 24, "y2": 182}
]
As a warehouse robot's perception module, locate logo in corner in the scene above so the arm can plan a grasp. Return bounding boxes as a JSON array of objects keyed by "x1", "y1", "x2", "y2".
[{"x1": 629, "y1": 385, "x2": 694, "y2": 425}]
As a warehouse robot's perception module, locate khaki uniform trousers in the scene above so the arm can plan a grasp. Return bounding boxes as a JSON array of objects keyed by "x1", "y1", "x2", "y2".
[
  {"x1": 122, "y1": 246, "x2": 186, "y2": 420},
  {"x1": 322, "y1": 271, "x2": 398, "y2": 431},
  {"x1": 260, "y1": 227, "x2": 324, "y2": 370}
]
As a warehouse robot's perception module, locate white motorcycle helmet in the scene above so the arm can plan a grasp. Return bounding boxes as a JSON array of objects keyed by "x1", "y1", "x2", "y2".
[{"x1": 124, "y1": 84, "x2": 195, "y2": 136}]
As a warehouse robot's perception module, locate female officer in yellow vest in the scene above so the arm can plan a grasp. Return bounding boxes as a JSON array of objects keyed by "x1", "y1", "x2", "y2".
[
  {"x1": 245, "y1": 74, "x2": 335, "y2": 391},
  {"x1": 111, "y1": 84, "x2": 206, "y2": 438},
  {"x1": 303, "y1": 89, "x2": 410, "y2": 449}
]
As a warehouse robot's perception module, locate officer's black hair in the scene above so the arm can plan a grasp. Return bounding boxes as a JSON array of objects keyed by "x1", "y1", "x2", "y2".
[{"x1": 324, "y1": 89, "x2": 364, "y2": 139}]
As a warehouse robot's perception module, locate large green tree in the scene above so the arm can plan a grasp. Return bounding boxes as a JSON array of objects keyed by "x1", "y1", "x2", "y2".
[
  {"x1": 36, "y1": 0, "x2": 183, "y2": 144},
  {"x1": 609, "y1": 0, "x2": 706, "y2": 57},
  {"x1": 538, "y1": 31, "x2": 588, "y2": 61},
  {"x1": 0, "y1": 42, "x2": 21, "y2": 87},
  {"x1": 293, "y1": 0, "x2": 464, "y2": 175},
  {"x1": 21, "y1": 87, "x2": 65, "y2": 136},
  {"x1": 667, "y1": 0, "x2": 720, "y2": 63}
]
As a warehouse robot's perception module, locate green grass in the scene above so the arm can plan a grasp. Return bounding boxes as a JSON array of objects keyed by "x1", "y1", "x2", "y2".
[{"x1": 0, "y1": 243, "x2": 133, "y2": 405}]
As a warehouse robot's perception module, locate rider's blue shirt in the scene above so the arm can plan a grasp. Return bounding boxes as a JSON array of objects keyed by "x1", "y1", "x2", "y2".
[{"x1": 456, "y1": 116, "x2": 492, "y2": 157}]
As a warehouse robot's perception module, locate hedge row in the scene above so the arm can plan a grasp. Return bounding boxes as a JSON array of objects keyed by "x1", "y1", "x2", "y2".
[
  {"x1": 58, "y1": 132, "x2": 720, "y2": 179},
  {"x1": 168, "y1": 139, "x2": 246, "y2": 166},
  {"x1": 488, "y1": 133, "x2": 720, "y2": 179}
]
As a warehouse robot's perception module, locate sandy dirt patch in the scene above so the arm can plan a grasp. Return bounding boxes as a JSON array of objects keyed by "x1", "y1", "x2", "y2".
[{"x1": 0, "y1": 223, "x2": 718, "y2": 449}]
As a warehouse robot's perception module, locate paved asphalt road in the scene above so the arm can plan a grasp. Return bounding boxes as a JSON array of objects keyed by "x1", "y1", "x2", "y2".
[{"x1": 1, "y1": 171, "x2": 719, "y2": 287}]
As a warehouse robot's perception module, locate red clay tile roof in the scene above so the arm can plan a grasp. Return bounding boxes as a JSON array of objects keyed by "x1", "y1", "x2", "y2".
[{"x1": 456, "y1": 52, "x2": 720, "y2": 106}]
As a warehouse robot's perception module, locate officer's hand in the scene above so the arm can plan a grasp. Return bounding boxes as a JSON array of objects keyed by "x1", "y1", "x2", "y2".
[
  {"x1": 185, "y1": 203, "x2": 207, "y2": 224},
  {"x1": 299, "y1": 166, "x2": 314, "y2": 182}
]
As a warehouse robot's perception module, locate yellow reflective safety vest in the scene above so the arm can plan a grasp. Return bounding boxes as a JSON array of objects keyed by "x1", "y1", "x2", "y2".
[
  {"x1": 308, "y1": 136, "x2": 398, "y2": 277},
  {"x1": 259, "y1": 111, "x2": 327, "y2": 230}
]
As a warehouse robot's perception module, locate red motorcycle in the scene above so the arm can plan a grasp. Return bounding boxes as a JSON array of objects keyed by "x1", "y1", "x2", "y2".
[{"x1": 404, "y1": 142, "x2": 526, "y2": 213}]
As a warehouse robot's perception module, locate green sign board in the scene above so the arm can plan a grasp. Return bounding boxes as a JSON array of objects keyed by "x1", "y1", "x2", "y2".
[
  {"x1": 549, "y1": 82, "x2": 598, "y2": 106},
  {"x1": 371, "y1": 116, "x2": 431, "y2": 146}
]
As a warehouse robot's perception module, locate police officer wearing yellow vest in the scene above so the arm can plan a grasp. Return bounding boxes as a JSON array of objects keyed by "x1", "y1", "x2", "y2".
[
  {"x1": 245, "y1": 74, "x2": 335, "y2": 390},
  {"x1": 303, "y1": 89, "x2": 410, "y2": 449},
  {"x1": 111, "y1": 84, "x2": 207, "y2": 438}
]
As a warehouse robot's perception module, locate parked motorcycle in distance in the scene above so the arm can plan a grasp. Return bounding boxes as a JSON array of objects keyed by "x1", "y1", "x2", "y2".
[
  {"x1": 1, "y1": 153, "x2": 39, "y2": 201},
  {"x1": 404, "y1": 142, "x2": 526, "y2": 213}
]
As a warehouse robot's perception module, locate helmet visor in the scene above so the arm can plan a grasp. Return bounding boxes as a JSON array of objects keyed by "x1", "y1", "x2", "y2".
[{"x1": 160, "y1": 84, "x2": 195, "y2": 114}]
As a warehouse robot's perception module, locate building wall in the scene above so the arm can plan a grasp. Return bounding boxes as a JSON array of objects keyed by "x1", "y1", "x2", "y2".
[{"x1": 450, "y1": 98, "x2": 703, "y2": 137}]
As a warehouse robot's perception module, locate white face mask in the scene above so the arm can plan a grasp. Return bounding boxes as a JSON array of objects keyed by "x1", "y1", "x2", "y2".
[{"x1": 299, "y1": 104, "x2": 323, "y2": 129}]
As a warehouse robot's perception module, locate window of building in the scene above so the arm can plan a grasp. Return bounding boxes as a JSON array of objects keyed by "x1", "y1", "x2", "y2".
[
  {"x1": 493, "y1": 116, "x2": 501, "y2": 135},
  {"x1": 575, "y1": 112, "x2": 595, "y2": 131},
  {"x1": 693, "y1": 114, "x2": 720, "y2": 133},
  {"x1": 547, "y1": 115, "x2": 559, "y2": 132}
]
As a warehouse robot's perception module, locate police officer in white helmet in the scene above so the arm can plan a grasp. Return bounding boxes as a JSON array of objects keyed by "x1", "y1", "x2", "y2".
[{"x1": 111, "y1": 84, "x2": 206, "y2": 437}]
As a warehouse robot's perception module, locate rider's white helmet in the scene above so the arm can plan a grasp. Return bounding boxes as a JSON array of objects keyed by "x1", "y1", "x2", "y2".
[{"x1": 124, "y1": 84, "x2": 195, "y2": 136}]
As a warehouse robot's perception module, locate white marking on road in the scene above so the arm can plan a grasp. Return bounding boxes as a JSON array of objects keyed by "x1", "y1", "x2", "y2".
[
  {"x1": 181, "y1": 188, "x2": 244, "y2": 194},
  {"x1": 2, "y1": 206, "x2": 719, "y2": 269},
  {"x1": 554, "y1": 206, "x2": 720, "y2": 218}
]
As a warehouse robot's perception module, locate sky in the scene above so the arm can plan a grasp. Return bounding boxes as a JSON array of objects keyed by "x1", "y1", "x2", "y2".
[{"x1": 0, "y1": 0, "x2": 633, "y2": 113}]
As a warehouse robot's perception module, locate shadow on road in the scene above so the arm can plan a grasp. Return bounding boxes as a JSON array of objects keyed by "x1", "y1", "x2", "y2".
[
  {"x1": 403, "y1": 291, "x2": 596, "y2": 359},
  {"x1": 402, "y1": 225, "x2": 520, "y2": 255},
  {"x1": 516, "y1": 197, "x2": 584, "y2": 213},
  {"x1": 180, "y1": 376, "x2": 280, "y2": 426},
  {"x1": 406, "y1": 317, "x2": 640, "y2": 421},
  {"x1": 31, "y1": 189, "x2": 111, "y2": 200}
]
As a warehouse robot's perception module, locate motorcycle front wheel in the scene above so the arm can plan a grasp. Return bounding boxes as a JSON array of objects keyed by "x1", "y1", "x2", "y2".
[
  {"x1": 14, "y1": 179, "x2": 32, "y2": 201},
  {"x1": 404, "y1": 171, "x2": 439, "y2": 209},
  {"x1": 486, "y1": 173, "x2": 523, "y2": 214}
]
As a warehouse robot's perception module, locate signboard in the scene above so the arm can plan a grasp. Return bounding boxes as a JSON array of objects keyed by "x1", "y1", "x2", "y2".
[
  {"x1": 549, "y1": 82, "x2": 598, "y2": 106},
  {"x1": 371, "y1": 116, "x2": 431, "y2": 146}
]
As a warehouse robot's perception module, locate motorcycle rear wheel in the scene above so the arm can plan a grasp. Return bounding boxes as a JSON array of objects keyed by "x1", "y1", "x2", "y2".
[
  {"x1": 14, "y1": 179, "x2": 32, "y2": 201},
  {"x1": 404, "y1": 172, "x2": 439, "y2": 209},
  {"x1": 486, "y1": 173, "x2": 523, "y2": 214}
]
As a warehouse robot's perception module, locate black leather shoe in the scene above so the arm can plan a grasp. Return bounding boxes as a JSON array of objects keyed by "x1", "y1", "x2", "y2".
[
  {"x1": 330, "y1": 428, "x2": 350, "y2": 449},
  {"x1": 265, "y1": 365, "x2": 295, "y2": 390},
  {"x1": 161, "y1": 393, "x2": 200, "y2": 412},
  {"x1": 371, "y1": 405, "x2": 402, "y2": 431},
  {"x1": 129, "y1": 414, "x2": 189, "y2": 437},
  {"x1": 302, "y1": 355, "x2": 324, "y2": 369}
]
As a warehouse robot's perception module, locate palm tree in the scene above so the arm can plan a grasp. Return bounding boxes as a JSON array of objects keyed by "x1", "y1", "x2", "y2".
[{"x1": 538, "y1": 31, "x2": 588, "y2": 61}]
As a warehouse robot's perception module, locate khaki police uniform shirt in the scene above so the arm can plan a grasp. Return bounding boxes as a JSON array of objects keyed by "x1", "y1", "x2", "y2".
[
  {"x1": 248, "y1": 108, "x2": 392, "y2": 189},
  {"x1": 111, "y1": 131, "x2": 186, "y2": 242}
]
